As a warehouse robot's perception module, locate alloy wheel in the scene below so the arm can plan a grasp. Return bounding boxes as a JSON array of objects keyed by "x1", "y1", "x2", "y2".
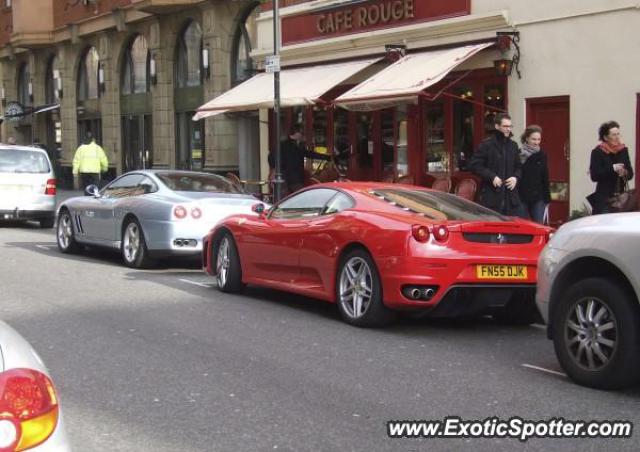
[
  {"x1": 57, "y1": 214, "x2": 73, "y2": 249},
  {"x1": 339, "y1": 257, "x2": 373, "y2": 319},
  {"x1": 216, "y1": 237, "x2": 230, "y2": 288},
  {"x1": 565, "y1": 297, "x2": 618, "y2": 371},
  {"x1": 123, "y1": 223, "x2": 140, "y2": 263}
]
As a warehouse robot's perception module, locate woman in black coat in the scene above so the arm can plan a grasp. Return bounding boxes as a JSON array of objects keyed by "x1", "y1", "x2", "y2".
[
  {"x1": 518, "y1": 125, "x2": 551, "y2": 223},
  {"x1": 588, "y1": 121, "x2": 634, "y2": 214}
]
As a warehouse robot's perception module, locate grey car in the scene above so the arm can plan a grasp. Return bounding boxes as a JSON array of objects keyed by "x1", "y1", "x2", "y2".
[
  {"x1": 536, "y1": 212, "x2": 640, "y2": 389},
  {"x1": 0, "y1": 145, "x2": 57, "y2": 228},
  {"x1": 56, "y1": 170, "x2": 265, "y2": 268},
  {"x1": 0, "y1": 320, "x2": 70, "y2": 451}
]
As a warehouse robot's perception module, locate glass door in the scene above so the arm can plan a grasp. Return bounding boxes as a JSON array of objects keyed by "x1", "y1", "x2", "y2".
[{"x1": 176, "y1": 112, "x2": 204, "y2": 170}]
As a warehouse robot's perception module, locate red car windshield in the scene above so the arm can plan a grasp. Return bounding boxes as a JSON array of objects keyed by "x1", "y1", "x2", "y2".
[{"x1": 370, "y1": 188, "x2": 508, "y2": 221}]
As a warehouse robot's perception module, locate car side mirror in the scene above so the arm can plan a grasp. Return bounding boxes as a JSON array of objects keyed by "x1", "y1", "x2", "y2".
[
  {"x1": 251, "y1": 203, "x2": 266, "y2": 216},
  {"x1": 85, "y1": 184, "x2": 100, "y2": 197}
]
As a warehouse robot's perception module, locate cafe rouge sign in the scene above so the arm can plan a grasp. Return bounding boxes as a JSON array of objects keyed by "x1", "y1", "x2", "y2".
[{"x1": 281, "y1": 0, "x2": 471, "y2": 45}]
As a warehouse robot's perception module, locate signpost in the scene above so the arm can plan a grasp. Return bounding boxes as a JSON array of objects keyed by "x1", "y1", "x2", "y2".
[{"x1": 272, "y1": 1, "x2": 284, "y2": 202}]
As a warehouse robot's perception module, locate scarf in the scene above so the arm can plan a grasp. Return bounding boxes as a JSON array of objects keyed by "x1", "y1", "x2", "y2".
[
  {"x1": 520, "y1": 143, "x2": 540, "y2": 163},
  {"x1": 598, "y1": 141, "x2": 625, "y2": 155}
]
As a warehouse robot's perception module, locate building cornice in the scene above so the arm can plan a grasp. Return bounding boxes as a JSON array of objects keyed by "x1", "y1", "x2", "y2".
[{"x1": 252, "y1": 10, "x2": 511, "y2": 67}]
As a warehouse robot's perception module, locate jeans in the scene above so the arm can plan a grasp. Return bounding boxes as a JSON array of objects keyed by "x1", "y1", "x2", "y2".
[{"x1": 522, "y1": 200, "x2": 547, "y2": 224}]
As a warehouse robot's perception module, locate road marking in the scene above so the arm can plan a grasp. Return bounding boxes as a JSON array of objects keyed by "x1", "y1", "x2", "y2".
[
  {"x1": 178, "y1": 278, "x2": 215, "y2": 289},
  {"x1": 522, "y1": 363, "x2": 567, "y2": 378},
  {"x1": 35, "y1": 244, "x2": 57, "y2": 250}
]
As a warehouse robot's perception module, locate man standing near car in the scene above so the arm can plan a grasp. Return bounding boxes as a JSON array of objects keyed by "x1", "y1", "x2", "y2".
[
  {"x1": 279, "y1": 125, "x2": 330, "y2": 195},
  {"x1": 72, "y1": 132, "x2": 108, "y2": 190},
  {"x1": 470, "y1": 113, "x2": 523, "y2": 216}
]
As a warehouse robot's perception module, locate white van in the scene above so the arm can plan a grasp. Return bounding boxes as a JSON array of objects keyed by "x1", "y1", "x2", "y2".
[{"x1": 0, "y1": 145, "x2": 57, "y2": 228}]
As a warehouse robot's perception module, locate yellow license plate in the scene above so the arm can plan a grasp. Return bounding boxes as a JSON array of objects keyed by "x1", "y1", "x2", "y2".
[{"x1": 476, "y1": 265, "x2": 528, "y2": 280}]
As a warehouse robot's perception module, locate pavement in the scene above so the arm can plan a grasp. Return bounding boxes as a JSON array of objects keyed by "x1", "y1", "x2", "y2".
[{"x1": 0, "y1": 225, "x2": 638, "y2": 451}]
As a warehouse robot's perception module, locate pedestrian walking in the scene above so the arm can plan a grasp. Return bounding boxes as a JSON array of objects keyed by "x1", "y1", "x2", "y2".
[
  {"x1": 588, "y1": 120, "x2": 634, "y2": 214},
  {"x1": 518, "y1": 125, "x2": 551, "y2": 223},
  {"x1": 72, "y1": 132, "x2": 109, "y2": 190},
  {"x1": 469, "y1": 113, "x2": 523, "y2": 216}
]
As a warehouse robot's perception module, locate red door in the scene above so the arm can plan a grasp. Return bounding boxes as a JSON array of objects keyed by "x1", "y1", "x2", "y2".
[{"x1": 526, "y1": 96, "x2": 570, "y2": 226}]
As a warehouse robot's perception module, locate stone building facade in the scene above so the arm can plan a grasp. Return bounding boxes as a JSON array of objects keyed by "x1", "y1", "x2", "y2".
[{"x1": 0, "y1": 0, "x2": 261, "y2": 186}]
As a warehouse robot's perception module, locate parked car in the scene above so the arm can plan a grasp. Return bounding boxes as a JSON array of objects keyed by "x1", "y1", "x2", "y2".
[
  {"x1": 536, "y1": 212, "x2": 640, "y2": 389},
  {"x1": 57, "y1": 170, "x2": 266, "y2": 268},
  {"x1": 203, "y1": 182, "x2": 552, "y2": 327},
  {"x1": 0, "y1": 320, "x2": 70, "y2": 451},
  {"x1": 0, "y1": 145, "x2": 57, "y2": 228}
]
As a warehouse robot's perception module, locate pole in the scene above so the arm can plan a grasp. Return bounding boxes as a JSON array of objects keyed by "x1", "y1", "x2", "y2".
[{"x1": 272, "y1": 0, "x2": 284, "y2": 202}]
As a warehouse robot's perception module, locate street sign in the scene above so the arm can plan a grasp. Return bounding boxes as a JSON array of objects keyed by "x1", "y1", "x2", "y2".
[
  {"x1": 265, "y1": 55, "x2": 281, "y2": 74},
  {"x1": 4, "y1": 102, "x2": 25, "y2": 123}
]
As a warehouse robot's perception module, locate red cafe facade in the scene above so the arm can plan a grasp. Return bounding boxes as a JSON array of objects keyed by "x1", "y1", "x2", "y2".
[{"x1": 196, "y1": 0, "x2": 640, "y2": 225}]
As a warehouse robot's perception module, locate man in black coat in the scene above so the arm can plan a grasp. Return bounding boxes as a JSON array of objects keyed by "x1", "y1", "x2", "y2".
[
  {"x1": 470, "y1": 113, "x2": 523, "y2": 215},
  {"x1": 272, "y1": 125, "x2": 330, "y2": 195}
]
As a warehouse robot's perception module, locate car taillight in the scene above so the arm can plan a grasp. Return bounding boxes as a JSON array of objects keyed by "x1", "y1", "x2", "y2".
[
  {"x1": 191, "y1": 207, "x2": 202, "y2": 219},
  {"x1": 0, "y1": 369, "x2": 59, "y2": 451},
  {"x1": 44, "y1": 179, "x2": 56, "y2": 196},
  {"x1": 433, "y1": 225, "x2": 450, "y2": 242},
  {"x1": 411, "y1": 225, "x2": 430, "y2": 243},
  {"x1": 173, "y1": 206, "x2": 187, "y2": 219}
]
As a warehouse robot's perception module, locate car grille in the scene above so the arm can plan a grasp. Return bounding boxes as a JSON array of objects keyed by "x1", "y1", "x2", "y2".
[{"x1": 462, "y1": 233, "x2": 533, "y2": 244}]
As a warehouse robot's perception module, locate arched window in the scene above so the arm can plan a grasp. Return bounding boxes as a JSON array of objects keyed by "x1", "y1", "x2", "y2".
[
  {"x1": 175, "y1": 21, "x2": 202, "y2": 88},
  {"x1": 17, "y1": 63, "x2": 30, "y2": 105},
  {"x1": 45, "y1": 55, "x2": 60, "y2": 104},
  {"x1": 232, "y1": 4, "x2": 259, "y2": 85},
  {"x1": 122, "y1": 35, "x2": 149, "y2": 95},
  {"x1": 78, "y1": 47, "x2": 100, "y2": 101}
]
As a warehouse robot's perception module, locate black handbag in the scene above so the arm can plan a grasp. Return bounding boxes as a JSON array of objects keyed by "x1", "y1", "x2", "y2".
[{"x1": 608, "y1": 177, "x2": 638, "y2": 212}]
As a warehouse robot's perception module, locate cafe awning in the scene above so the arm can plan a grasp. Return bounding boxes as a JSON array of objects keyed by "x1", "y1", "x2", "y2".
[
  {"x1": 193, "y1": 58, "x2": 378, "y2": 121},
  {"x1": 335, "y1": 43, "x2": 493, "y2": 110}
]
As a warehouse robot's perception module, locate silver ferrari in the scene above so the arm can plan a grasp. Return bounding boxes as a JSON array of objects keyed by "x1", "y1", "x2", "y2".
[{"x1": 56, "y1": 170, "x2": 266, "y2": 268}]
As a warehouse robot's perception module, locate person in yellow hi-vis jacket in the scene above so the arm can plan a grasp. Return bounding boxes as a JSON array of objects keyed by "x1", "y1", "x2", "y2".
[{"x1": 72, "y1": 132, "x2": 108, "y2": 190}]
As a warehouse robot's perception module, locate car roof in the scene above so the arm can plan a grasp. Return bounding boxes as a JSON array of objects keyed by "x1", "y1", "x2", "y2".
[{"x1": 0, "y1": 144, "x2": 49, "y2": 154}]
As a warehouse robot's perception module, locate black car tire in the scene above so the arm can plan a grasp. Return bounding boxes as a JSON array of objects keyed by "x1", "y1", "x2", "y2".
[
  {"x1": 493, "y1": 290, "x2": 541, "y2": 326},
  {"x1": 552, "y1": 277, "x2": 640, "y2": 390},
  {"x1": 336, "y1": 248, "x2": 395, "y2": 327},
  {"x1": 56, "y1": 209, "x2": 79, "y2": 254},
  {"x1": 39, "y1": 217, "x2": 55, "y2": 229},
  {"x1": 214, "y1": 233, "x2": 245, "y2": 293},
  {"x1": 121, "y1": 218, "x2": 155, "y2": 269}
]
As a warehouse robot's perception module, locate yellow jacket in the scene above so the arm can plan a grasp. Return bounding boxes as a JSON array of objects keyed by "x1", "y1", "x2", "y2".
[{"x1": 72, "y1": 141, "x2": 109, "y2": 175}]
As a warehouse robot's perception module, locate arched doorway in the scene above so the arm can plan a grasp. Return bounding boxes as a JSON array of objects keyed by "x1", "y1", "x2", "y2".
[
  {"x1": 121, "y1": 34, "x2": 153, "y2": 172},
  {"x1": 231, "y1": 3, "x2": 260, "y2": 180},
  {"x1": 76, "y1": 46, "x2": 102, "y2": 148},
  {"x1": 174, "y1": 20, "x2": 204, "y2": 170}
]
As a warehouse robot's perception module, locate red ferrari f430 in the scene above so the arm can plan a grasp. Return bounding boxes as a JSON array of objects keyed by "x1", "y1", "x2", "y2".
[{"x1": 203, "y1": 183, "x2": 552, "y2": 327}]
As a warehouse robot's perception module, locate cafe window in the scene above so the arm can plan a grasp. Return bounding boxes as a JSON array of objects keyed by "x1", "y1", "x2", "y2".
[
  {"x1": 356, "y1": 113, "x2": 374, "y2": 170},
  {"x1": 78, "y1": 47, "x2": 100, "y2": 101},
  {"x1": 423, "y1": 72, "x2": 507, "y2": 177},
  {"x1": 175, "y1": 21, "x2": 203, "y2": 88},
  {"x1": 333, "y1": 108, "x2": 350, "y2": 175},
  {"x1": 122, "y1": 35, "x2": 150, "y2": 95},
  {"x1": 425, "y1": 101, "x2": 447, "y2": 174}
]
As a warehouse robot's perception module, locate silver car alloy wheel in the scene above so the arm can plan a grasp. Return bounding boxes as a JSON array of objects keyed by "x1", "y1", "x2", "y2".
[
  {"x1": 123, "y1": 223, "x2": 141, "y2": 263},
  {"x1": 57, "y1": 213, "x2": 73, "y2": 249},
  {"x1": 339, "y1": 256, "x2": 373, "y2": 319},
  {"x1": 216, "y1": 237, "x2": 230, "y2": 288},
  {"x1": 565, "y1": 297, "x2": 618, "y2": 371}
]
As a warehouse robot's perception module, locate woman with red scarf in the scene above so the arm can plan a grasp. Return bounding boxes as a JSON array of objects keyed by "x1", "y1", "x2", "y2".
[{"x1": 588, "y1": 121, "x2": 634, "y2": 214}]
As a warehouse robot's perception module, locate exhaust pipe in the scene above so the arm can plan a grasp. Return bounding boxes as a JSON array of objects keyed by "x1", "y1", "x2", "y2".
[
  {"x1": 423, "y1": 288, "x2": 435, "y2": 300},
  {"x1": 410, "y1": 288, "x2": 422, "y2": 300}
]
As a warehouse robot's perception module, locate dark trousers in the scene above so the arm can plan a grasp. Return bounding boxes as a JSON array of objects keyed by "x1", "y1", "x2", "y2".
[
  {"x1": 522, "y1": 200, "x2": 547, "y2": 223},
  {"x1": 80, "y1": 173, "x2": 100, "y2": 192}
]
